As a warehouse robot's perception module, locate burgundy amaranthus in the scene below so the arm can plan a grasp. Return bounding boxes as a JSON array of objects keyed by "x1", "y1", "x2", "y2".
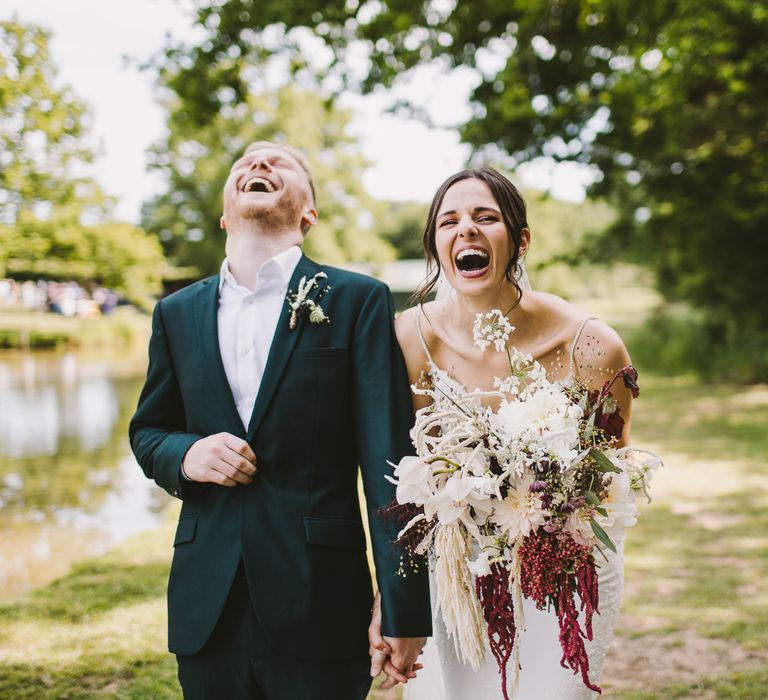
[
  {"x1": 476, "y1": 563, "x2": 517, "y2": 700},
  {"x1": 519, "y1": 530, "x2": 602, "y2": 693}
]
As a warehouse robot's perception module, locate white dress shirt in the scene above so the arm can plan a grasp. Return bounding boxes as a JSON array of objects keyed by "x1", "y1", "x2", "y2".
[{"x1": 217, "y1": 246, "x2": 302, "y2": 430}]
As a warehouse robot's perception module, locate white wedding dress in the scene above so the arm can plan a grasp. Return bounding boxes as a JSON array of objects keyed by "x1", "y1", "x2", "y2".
[{"x1": 404, "y1": 314, "x2": 625, "y2": 700}]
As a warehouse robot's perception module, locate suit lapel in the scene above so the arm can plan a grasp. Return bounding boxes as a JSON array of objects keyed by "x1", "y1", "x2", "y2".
[
  {"x1": 195, "y1": 275, "x2": 244, "y2": 435},
  {"x1": 246, "y1": 255, "x2": 323, "y2": 441}
]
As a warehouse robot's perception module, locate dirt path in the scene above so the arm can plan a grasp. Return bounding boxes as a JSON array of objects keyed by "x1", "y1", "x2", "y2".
[{"x1": 602, "y1": 619, "x2": 768, "y2": 696}]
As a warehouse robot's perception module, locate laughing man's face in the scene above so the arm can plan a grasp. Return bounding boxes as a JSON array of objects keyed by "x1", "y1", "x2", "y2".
[{"x1": 221, "y1": 146, "x2": 316, "y2": 233}]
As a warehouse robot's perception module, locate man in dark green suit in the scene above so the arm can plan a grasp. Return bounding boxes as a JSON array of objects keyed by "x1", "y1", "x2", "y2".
[{"x1": 129, "y1": 141, "x2": 431, "y2": 699}]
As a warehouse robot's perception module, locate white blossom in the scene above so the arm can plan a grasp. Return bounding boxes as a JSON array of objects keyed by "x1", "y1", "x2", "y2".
[
  {"x1": 473, "y1": 309, "x2": 515, "y2": 352},
  {"x1": 467, "y1": 549, "x2": 494, "y2": 578},
  {"x1": 387, "y1": 456, "x2": 432, "y2": 506},
  {"x1": 308, "y1": 303, "x2": 326, "y2": 324},
  {"x1": 490, "y1": 473, "x2": 549, "y2": 539},
  {"x1": 563, "y1": 507, "x2": 595, "y2": 547},
  {"x1": 595, "y1": 471, "x2": 638, "y2": 543}
]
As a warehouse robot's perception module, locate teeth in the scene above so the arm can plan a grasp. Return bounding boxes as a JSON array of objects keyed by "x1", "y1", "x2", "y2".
[
  {"x1": 456, "y1": 248, "x2": 489, "y2": 261},
  {"x1": 243, "y1": 177, "x2": 275, "y2": 193}
]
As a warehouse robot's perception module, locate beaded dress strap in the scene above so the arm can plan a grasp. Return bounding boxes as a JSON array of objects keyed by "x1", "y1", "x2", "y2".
[
  {"x1": 415, "y1": 306, "x2": 436, "y2": 366},
  {"x1": 567, "y1": 316, "x2": 597, "y2": 379}
]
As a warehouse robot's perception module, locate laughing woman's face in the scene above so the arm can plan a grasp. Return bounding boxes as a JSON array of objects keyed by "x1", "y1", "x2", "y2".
[{"x1": 434, "y1": 178, "x2": 514, "y2": 297}]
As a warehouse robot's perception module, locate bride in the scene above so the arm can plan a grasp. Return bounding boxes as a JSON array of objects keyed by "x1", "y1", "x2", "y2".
[{"x1": 369, "y1": 167, "x2": 634, "y2": 698}]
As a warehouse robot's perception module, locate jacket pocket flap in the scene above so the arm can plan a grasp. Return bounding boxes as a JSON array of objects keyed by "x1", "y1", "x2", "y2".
[
  {"x1": 174, "y1": 514, "x2": 198, "y2": 546},
  {"x1": 303, "y1": 517, "x2": 366, "y2": 550},
  {"x1": 293, "y1": 347, "x2": 347, "y2": 359}
]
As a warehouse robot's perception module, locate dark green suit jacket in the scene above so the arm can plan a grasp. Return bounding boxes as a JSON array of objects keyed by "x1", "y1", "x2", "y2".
[{"x1": 129, "y1": 255, "x2": 431, "y2": 657}]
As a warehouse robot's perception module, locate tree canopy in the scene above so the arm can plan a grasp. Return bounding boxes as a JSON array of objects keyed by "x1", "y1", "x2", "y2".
[
  {"x1": 0, "y1": 20, "x2": 165, "y2": 306},
  {"x1": 156, "y1": 0, "x2": 768, "y2": 378}
]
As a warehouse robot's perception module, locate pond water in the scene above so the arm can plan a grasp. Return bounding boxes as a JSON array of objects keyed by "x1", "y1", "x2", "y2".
[{"x1": 0, "y1": 351, "x2": 171, "y2": 597}]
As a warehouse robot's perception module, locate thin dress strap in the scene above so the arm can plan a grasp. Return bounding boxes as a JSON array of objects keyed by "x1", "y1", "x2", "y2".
[
  {"x1": 415, "y1": 306, "x2": 436, "y2": 366},
  {"x1": 567, "y1": 316, "x2": 597, "y2": 379}
]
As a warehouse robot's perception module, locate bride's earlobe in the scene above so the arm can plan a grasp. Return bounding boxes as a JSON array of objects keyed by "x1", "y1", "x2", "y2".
[{"x1": 518, "y1": 227, "x2": 531, "y2": 257}]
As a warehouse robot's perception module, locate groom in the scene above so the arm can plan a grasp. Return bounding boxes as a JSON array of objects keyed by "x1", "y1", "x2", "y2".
[{"x1": 129, "y1": 141, "x2": 430, "y2": 699}]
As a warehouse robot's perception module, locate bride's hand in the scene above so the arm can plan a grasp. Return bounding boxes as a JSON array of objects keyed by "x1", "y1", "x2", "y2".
[
  {"x1": 368, "y1": 592, "x2": 423, "y2": 688},
  {"x1": 368, "y1": 592, "x2": 391, "y2": 680}
]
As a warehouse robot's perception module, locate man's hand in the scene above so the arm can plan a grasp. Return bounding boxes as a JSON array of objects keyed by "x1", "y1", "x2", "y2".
[
  {"x1": 384, "y1": 636, "x2": 426, "y2": 682},
  {"x1": 368, "y1": 592, "x2": 425, "y2": 688},
  {"x1": 181, "y1": 432, "x2": 257, "y2": 486}
]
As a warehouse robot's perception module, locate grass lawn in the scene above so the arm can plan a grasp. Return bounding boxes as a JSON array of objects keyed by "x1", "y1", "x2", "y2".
[
  {"x1": 602, "y1": 374, "x2": 768, "y2": 698},
  {"x1": 1, "y1": 372, "x2": 766, "y2": 698}
]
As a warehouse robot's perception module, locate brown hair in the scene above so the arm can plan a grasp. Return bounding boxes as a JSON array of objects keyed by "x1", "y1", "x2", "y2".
[{"x1": 413, "y1": 167, "x2": 529, "y2": 306}]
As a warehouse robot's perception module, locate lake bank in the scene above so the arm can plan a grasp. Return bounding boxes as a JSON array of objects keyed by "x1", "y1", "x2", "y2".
[
  {"x1": 0, "y1": 351, "x2": 163, "y2": 598},
  {"x1": 0, "y1": 307, "x2": 151, "y2": 354}
]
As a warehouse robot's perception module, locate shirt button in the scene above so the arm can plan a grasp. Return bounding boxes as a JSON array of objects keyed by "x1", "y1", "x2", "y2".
[{"x1": 240, "y1": 345, "x2": 251, "y2": 355}]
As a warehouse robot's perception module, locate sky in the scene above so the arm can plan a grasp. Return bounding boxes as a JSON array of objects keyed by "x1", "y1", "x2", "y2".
[{"x1": 3, "y1": 0, "x2": 589, "y2": 223}]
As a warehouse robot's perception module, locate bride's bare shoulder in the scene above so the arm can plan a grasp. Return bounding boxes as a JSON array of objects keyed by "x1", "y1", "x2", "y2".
[
  {"x1": 534, "y1": 292, "x2": 630, "y2": 374},
  {"x1": 577, "y1": 319, "x2": 631, "y2": 378},
  {"x1": 394, "y1": 305, "x2": 420, "y2": 347},
  {"x1": 395, "y1": 303, "x2": 435, "y2": 365},
  {"x1": 395, "y1": 300, "x2": 443, "y2": 340},
  {"x1": 396, "y1": 300, "x2": 453, "y2": 365}
]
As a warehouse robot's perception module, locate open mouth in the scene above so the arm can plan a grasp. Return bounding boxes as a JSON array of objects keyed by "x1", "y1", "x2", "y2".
[
  {"x1": 455, "y1": 247, "x2": 490, "y2": 276},
  {"x1": 241, "y1": 176, "x2": 276, "y2": 193}
]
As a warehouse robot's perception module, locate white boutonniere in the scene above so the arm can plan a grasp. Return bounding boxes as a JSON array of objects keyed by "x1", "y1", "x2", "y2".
[{"x1": 287, "y1": 272, "x2": 331, "y2": 330}]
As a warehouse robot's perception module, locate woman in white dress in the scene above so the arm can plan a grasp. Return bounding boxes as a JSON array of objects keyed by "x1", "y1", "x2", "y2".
[{"x1": 369, "y1": 168, "x2": 635, "y2": 699}]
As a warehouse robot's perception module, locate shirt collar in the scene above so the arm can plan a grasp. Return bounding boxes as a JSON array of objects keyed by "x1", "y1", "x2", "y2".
[{"x1": 218, "y1": 246, "x2": 302, "y2": 294}]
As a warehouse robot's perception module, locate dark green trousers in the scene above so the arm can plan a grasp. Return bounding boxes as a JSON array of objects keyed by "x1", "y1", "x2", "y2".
[{"x1": 176, "y1": 565, "x2": 372, "y2": 700}]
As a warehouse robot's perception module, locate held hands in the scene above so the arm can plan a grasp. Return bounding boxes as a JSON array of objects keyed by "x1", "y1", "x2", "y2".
[
  {"x1": 181, "y1": 432, "x2": 257, "y2": 486},
  {"x1": 368, "y1": 592, "x2": 425, "y2": 689}
]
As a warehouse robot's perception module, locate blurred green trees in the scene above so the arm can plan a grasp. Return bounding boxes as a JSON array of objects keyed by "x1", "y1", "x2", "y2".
[
  {"x1": 374, "y1": 200, "x2": 427, "y2": 261},
  {"x1": 158, "y1": 0, "x2": 768, "y2": 380},
  {"x1": 524, "y1": 192, "x2": 618, "y2": 298},
  {"x1": 0, "y1": 20, "x2": 164, "y2": 307},
  {"x1": 142, "y1": 83, "x2": 395, "y2": 275}
]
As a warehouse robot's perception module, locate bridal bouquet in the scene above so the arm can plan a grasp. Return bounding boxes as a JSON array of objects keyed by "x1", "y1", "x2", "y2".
[{"x1": 388, "y1": 311, "x2": 661, "y2": 698}]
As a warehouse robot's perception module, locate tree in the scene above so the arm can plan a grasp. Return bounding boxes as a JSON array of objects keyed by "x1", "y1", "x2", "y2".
[
  {"x1": 0, "y1": 19, "x2": 102, "y2": 272},
  {"x1": 87, "y1": 223, "x2": 166, "y2": 307},
  {"x1": 142, "y1": 82, "x2": 395, "y2": 275},
  {"x1": 156, "y1": 0, "x2": 768, "y2": 379},
  {"x1": 524, "y1": 192, "x2": 618, "y2": 299},
  {"x1": 0, "y1": 20, "x2": 165, "y2": 306},
  {"x1": 374, "y1": 200, "x2": 428, "y2": 260}
]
